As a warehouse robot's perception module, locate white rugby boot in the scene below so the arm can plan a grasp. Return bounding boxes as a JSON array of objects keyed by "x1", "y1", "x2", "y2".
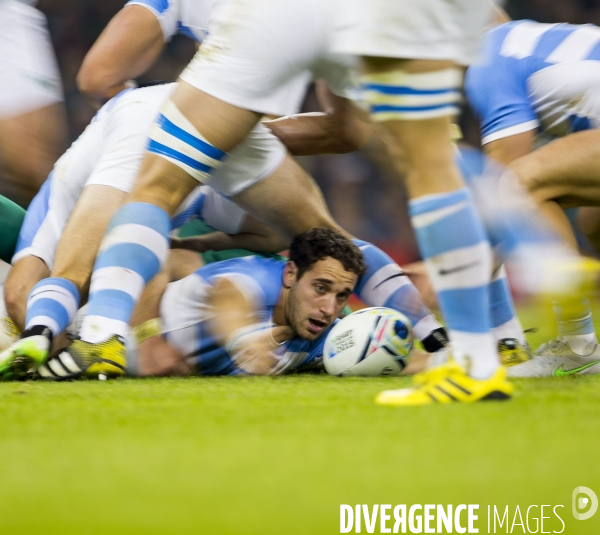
[{"x1": 507, "y1": 339, "x2": 600, "y2": 377}]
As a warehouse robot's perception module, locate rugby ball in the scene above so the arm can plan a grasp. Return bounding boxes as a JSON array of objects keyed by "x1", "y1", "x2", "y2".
[{"x1": 323, "y1": 307, "x2": 413, "y2": 376}]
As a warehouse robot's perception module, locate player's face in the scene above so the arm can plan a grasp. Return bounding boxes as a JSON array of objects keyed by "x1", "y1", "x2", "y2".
[{"x1": 285, "y1": 257, "x2": 357, "y2": 341}]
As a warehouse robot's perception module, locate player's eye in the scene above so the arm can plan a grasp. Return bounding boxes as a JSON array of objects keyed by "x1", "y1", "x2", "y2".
[{"x1": 315, "y1": 284, "x2": 326, "y2": 293}]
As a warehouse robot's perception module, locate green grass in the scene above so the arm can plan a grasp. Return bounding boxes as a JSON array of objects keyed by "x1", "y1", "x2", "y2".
[{"x1": 0, "y1": 306, "x2": 599, "y2": 534}]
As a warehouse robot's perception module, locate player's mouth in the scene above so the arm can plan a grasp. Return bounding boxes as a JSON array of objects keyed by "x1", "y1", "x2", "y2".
[{"x1": 307, "y1": 318, "x2": 328, "y2": 334}]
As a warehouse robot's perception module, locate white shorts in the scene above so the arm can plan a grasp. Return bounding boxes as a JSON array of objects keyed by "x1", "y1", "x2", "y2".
[
  {"x1": 332, "y1": 0, "x2": 493, "y2": 66},
  {"x1": 0, "y1": 0, "x2": 64, "y2": 119},
  {"x1": 12, "y1": 84, "x2": 284, "y2": 267},
  {"x1": 208, "y1": 121, "x2": 285, "y2": 196},
  {"x1": 179, "y1": 0, "x2": 357, "y2": 117}
]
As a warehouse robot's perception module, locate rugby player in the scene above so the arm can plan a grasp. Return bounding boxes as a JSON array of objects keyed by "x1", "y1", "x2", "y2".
[
  {"x1": 0, "y1": 83, "x2": 448, "y2": 379},
  {"x1": 329, "y1": 0, "x2": 520, "y2": 406},
  {"x1": 466, "y1": 20, "x2": 600, "y2": 377},
  {"x1": 0, "y1": 0, "x2": 67, "y2": 204},
  {"x1": 43, "y1": 0, "x2": 515, "y2": 405},
  {"x1": 38, "y1": 228, "x2": 366, "y2": 379}
]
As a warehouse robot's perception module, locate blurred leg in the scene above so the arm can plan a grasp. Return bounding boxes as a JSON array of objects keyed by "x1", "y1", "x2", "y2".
[
  {"x1": 362, "y1": 57, "x2": 498, "y2": 379},
  {"x1": 0, "y1": 104, "x2": 67, "y2": 204},
  {"x1": 80, "y1": 84, "x2": 260, "y2": 343},
  {"x1": 4, "y1": 256, "x2": 50, "y2": 331}
]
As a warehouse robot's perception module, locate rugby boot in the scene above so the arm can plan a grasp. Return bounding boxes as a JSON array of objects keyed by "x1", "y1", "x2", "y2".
[
  {"x1": 0, "y1": 325, "x2": 52, "y2": 380},
  {"x1": 37, "y1": 335, "x2": 126, "y2": 380},
  {"x1": 375, "y1": 359, "x2": 512, "y2": 406},
  {"x1": 498, "y1": 338, "x2": 532, "y2": 367},
  {"x1": 507, "y1": 339, "x2": 600, "y2": 378}
]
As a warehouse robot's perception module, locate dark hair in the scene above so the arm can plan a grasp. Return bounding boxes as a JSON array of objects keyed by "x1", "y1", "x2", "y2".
[{"x1": 288, "y1": 228, "x2": 367, "y2": 279}]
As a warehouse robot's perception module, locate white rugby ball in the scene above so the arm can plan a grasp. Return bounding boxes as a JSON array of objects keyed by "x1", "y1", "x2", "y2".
[{"x1": 323, "y1": 307, "x2": 413, "y2": 376}]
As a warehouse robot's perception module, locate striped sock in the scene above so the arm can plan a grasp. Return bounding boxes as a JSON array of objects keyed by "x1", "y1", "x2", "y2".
[
  {"x1": 410, "y1": 189, "x2": 499, "y2": 379},
  {"x1": 362, "y1": 69, "x2": 463, "y2": 122},
  {"x1": 79, "y1": 202, "x2": 170, "y2": 343},
  {"x1": 489, "y1": 266, "x2": 525, "y2": 344},
  {"x1": 352, "y1": 239, "x2": 446, "y2": 350},
  {"x1": 147, "y1": 100, "x2": 227, "y2": 183},
  {"x1": 25, "y1": 278, "x2": 79, "y2": 337}
]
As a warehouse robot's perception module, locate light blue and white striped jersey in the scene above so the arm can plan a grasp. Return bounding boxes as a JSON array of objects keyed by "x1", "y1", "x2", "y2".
[
  {"x1": 466, "y1": 21, "x2": 600, "y2": 143},
  {"x1": 158, "y1": 256, "x2": 335, "y2": 375},
  {"x1": 126, "y1": 0, "x2": 215, "y2": 43}
]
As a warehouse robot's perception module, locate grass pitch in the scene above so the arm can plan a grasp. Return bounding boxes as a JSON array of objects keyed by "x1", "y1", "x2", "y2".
[{"x1": 0, "y1": 308, "x2": 599, "y2": 534}]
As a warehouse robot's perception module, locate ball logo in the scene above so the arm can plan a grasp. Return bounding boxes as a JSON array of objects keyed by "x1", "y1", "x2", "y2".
[
  {"x1": 572, "y1": 486, "x2": 598, "y2": 520},
  {"x1": 330, "y1": 330, "x2": 354, "y2": 354}
]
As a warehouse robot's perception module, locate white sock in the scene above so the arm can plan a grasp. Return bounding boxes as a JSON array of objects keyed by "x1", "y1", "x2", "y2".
[
  {"x1": 449, "y1": 330, "x2": 500, "y2": 379},
  {"x1": 492, "y1": 317, "x2": 526, "y2": 345},
  {"x1": 563, "y1": 333, "x2": 597, "y2": 356}
]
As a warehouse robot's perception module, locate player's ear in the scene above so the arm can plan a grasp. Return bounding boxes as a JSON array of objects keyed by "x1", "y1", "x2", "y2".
[{"x1": 283, "y1": 261, "x2": 298, "y2": 288}]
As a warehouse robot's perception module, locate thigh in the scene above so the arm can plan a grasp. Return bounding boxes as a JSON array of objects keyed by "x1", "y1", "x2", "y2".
[
  {"x1": 231, "y1": 154, "x2": 343, "y2": 241},
  {"x1": 207, "y1": 123, "x2": 286, "y2": 196},
  {"x1": 0, "y1": 104, "x2": 67, "y2": 202},
  {"x1": 0, "y1": 2, "x2": 66, "y2": 202},
  {"x1": 510, "y1": 131, "x2": 600, "y2": 207}
]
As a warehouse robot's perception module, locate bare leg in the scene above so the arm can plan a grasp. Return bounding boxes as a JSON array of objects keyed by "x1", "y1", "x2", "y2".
[
  {"x1": 232, "y1": 154, "x2": 344, "y2": 241},
  {"x1": 362, "y1": 57, "x2": 500, "y2": 380},
  {"x1": 51, "y1": 185, "x2": 127, "y2": 301},
  {"x1": 0, "y1": 103, "x2": 67, "y2": 204},
  {"x1": 128, "y1": 84, "x2": 262, "y2": 213},
  {"x1": 362, "y1": 59, "x2": 464, "y2": 198},
  {"x1": 4, "y1": 256, "x2": 49, "y2": 330},
  {"x1": 509, "y1": 130, "x2": 600, "y2": 248}
]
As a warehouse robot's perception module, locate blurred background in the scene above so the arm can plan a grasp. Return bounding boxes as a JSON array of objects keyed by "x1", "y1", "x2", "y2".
[{"x1": 5, "y1": 0, "x2": 599, "y2": 264}]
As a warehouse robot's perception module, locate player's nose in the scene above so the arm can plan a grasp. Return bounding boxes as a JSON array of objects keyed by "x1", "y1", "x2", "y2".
[{"x1": 319, "y1": 295, "x2": 336, "y2": 318}]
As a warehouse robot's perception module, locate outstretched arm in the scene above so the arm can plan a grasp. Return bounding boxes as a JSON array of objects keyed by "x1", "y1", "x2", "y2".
[
  {"x1": 77, "y1": 5, "x2": 165, "y2": 108},
  {"x1": 208, "y1": 277, "x2": 293, "y2": 375},
  {"x1": 264, "y1": 80, "x2": 373, "y2": 155},
  {"x1": 171, "y1": 214, "x2": 288, "y2": 254}
]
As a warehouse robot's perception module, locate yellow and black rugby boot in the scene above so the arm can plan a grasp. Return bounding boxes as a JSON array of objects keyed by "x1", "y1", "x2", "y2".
[
  {"x1": 375, "y1": 360, "x2": 513, "y2": 406},
  {"x1": 37, "y1": 335, "x2": 126, "y2": 380},
  {"x1": 498, "y1": 338, "x2": 532, "y2": 367}
]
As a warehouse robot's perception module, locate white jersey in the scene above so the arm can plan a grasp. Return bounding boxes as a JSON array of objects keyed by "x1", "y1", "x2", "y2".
[
  {"x1": 14, "y1": 83, "x2": 282, "y2": 268},
  {"x1": 126, "y1": 0, "x2": 216, "y2": 43},
  {"x1": 466, "y1": 21, "x2": 600, "y2": 144}
]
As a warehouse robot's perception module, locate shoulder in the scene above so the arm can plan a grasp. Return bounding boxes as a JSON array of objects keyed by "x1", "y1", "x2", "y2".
[
  {"x1": 197, "y1": 257, "x2": 286, "y2": 304},
  {"x1": 125, "y1": 0, "x2": 176, "y2": 19}
]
